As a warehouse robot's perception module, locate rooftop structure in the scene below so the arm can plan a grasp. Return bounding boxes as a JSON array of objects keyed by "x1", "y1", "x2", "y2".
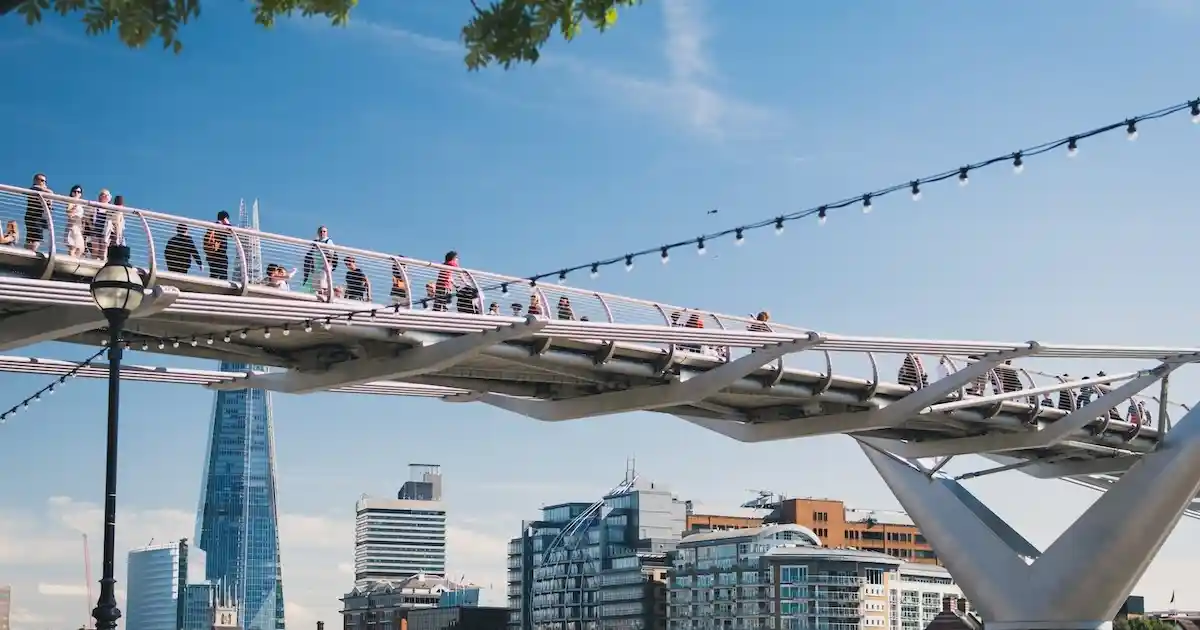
[{"x1": 2, "y1": 182, "x2": 1200, "y2": 630}]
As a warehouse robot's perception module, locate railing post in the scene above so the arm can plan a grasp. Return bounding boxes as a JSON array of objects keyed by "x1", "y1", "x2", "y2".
[
  {"x1": 228, "y1": 225, "x2": 250, "y2": 295},
  {"x1": 1159, "y1": 374, "x2": 1172, "y2": 433},
  {"x1": 390, "y1": 256, "x2": 414, "y2": 310},
  {"x1": 459, "y1": 269, "x2": 484, "y2": 314},
  {"x1": 132, "y1": 211, "x2": 158, "y2": 288},
  {"x1": 313, "y1": 243, "x2": 334, "y2": 302},
  {"x1": 35, "y1": 192, "x2": 57, "y2": 281}
]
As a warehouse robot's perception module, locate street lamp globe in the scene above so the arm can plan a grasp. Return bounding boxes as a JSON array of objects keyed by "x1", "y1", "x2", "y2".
[{"x1": 90, "y1": 245, "x2": 144, "y2": 318}]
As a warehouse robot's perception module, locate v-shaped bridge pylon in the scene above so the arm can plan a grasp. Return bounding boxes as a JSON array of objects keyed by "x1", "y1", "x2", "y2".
[{"x1": 859, "y1": 404, "x2": 1200, "y2": 630}]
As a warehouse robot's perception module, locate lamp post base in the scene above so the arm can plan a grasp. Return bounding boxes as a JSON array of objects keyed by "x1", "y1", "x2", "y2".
[{"x1": 92, "y1": 576, "x2": 122, "y2": 630}]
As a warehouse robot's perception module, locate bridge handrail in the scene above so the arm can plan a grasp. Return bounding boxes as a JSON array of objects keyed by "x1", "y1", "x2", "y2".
[{"x1": 0, "y1": 183, "x2": 788, "y2": 334}]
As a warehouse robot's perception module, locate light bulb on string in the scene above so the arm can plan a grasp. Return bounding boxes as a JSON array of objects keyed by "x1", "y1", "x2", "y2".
[
  {"x1": 282, "y1": 325, "x2": 290, "y2": 336},
  {"x1": 558, "y1": 271, "x2": 567, "y2": 284},
  {"x1": 774, "y1": 218, "x2": 785, "y2": 235},
  {"x1": 239, "y1": 330, "x2": 248, "y2": 340},
  {"x1": 910, "y1": 181, "x2": 921, "y2": 201},
  {"x1": 1067, "y1": 137, "x2": 1079, "y2": 158},
  {"x1": 958, "y1": 167, "x2": 970, "y2": 187},
  {"x1": 590, "y1": 264, "x2": 600, "y2": 279},
  {"x1": 263, "y1": 329, "x2": 271, "y2": 339},
  {"x1": 817, "y1": 207, "x2": 828, "y2": 226},
  {"x1": 141, "y1": 342, "x2": 149, "y2": 351},
  {"x1": 158, "y1": 341, "x2": 165, "y2": 349},
  {"x1": 625, "y1": 255, "x2": 634, "y2": 272},
  {"x1": 1192, "y1": 101, "x2": 1200, "y2": 124},
  {"x1": 861, "y1": 194, "x2": 873, "y2": 214},
  {"x1": 172, "y1": 340, "x2": 180, "y2": 348},
  {"x1": 1012, "y1": 152, "x2": 1024, "y2": 174},
  {"x1": 223, "y1": 334, "x2": 231, "y2": 343},
  {"x1": 206, "y1": 336, "x2": 214, "y2": 345},
  {"x1": 190, "y1": 338, "x2": 198, "y2": 347},
  {"x1": 660, "y1": 247, "x2": 670, "y2": 264},
  {"x1": 1126, "y1": 119, "x2": 1138, "y2": 141},
  {"x1": 303, "y1": 322, "x2": 313, "y2": 333},
  {"x1": 734, "y1": 228, "x2": 745, "y2": 246},
  {"x1": 697, "y1": 238, "x2": 707, "y2": 255}
]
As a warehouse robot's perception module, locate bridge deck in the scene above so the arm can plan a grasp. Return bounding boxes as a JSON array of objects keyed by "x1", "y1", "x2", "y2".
[{"x1": 0, "y1": 183, "x2": 1197, "y2": 504}]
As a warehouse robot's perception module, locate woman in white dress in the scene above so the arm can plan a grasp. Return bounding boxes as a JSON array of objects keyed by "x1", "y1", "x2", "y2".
[{"x1": 64, "y1": 185, "x2": 86, "y2": 257}]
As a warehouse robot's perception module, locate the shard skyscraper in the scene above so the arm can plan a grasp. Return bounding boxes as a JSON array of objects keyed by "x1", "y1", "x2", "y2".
[{"x1": 196, "y1": 200, "x2": 287, "y2": 630}]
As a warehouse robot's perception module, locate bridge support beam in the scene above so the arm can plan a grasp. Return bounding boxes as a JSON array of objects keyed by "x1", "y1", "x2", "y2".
[
  {"x1": 858, "y1": 401, "x2": 1200, "y2": 630},
  {"x1": 479, "y1": 333, "x2": 823, "y2": 421},
  {"x1": 0, "y1": 287, "x2": 178, "y2": 351},
  {"x1": 209, "y1": 317, "x2": 546, "y2": 394}
]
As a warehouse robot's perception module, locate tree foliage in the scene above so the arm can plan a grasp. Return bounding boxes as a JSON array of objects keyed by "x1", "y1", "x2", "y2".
[
  {"x1": 7, "y1": 0, "x2": 641, "y2": 67},
  {"x1": 1115, "y1": 617, "x2": 1178, "y2": 630}
]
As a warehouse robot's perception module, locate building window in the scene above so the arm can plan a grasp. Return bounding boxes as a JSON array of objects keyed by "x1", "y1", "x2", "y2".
[{"x1": 779, "y1": 565, "x2": 808, "y2": 584}]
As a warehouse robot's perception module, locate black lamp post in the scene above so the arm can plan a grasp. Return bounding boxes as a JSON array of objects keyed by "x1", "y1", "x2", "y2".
[{"x1": 89, "y1": 244, "x2": 145, "y2": 630}]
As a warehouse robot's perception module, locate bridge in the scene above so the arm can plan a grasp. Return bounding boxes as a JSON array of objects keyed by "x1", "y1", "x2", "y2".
[{"x1": 1, "y1": 182, "x2": 1198, "y2": 630}]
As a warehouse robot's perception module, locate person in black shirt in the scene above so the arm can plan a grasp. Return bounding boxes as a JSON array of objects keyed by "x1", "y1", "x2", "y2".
[
  {"x1": 164, "y1": 224, "x2": 203, "y2": 274},
  {"x1": 344, "y1": 256, "x2": 370, "y2": 301}
]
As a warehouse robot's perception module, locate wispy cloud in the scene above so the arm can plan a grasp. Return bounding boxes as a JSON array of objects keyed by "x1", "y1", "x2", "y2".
[{"x1": 324, "y1": 1, "x2": 778, "y2": 139}]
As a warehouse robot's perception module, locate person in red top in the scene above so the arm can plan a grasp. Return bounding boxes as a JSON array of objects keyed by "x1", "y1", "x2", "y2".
[{"x1": 435, "y1": 250, "x2": 458, "y2": 311}]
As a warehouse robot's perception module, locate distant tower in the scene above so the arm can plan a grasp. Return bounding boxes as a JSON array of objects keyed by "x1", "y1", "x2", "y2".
[
  {"x1": 197, "y1": 199, "x2": 285, "y2": 630},
  {"x1": 232, "y1": 199, "x2": 264, "y2": 284},
  {"x1": 355, "y1": 464, "x2": 447, "y2": 583}
]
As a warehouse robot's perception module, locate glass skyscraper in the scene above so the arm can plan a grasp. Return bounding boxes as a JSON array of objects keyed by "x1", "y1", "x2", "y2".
[
  {"x1": 126, "y1": 543, "x2": 181, "y2": 630},
  {"x1": 196, "y1": 200, "x2": 286, "y2": 630}
]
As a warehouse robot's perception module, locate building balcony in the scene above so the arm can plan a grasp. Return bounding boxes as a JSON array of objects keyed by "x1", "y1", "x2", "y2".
[{"x1": 807, "y1": 576, "x2": 866, "y2": 586}]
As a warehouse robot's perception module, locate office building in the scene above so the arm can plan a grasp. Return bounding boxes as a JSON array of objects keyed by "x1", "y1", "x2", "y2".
[
  {"x1": 341, "y1": 574, "x2": 475, "y2": 630},
  {"x1": 689, "y1": 495, "x2": 939, "y2": 565},
  {"x1": 507, "y1": 475, "x2": 687, "y2": 630},
  {"x1": 126, "y1": 543, "x2": 182, "y2": 630},
  {"x1": 666, "y1": 524, "x2": 962, "y2": 630},
  {"x1": 0, "y1": 585, "x2": 10, "y2": 630},
  {"x1": 355, "y1": 464, "x2": 447, "y2": 583},
  {"x1": 408, "y1": 606, "x2": 507, "y2": 630}
]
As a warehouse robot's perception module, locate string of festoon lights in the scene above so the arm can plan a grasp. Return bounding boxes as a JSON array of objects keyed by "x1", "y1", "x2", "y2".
[
  {"x1": 0, "y1": 347, "x2": 106, "y2": 423},
  {"x1": 3, "y1": 95, "x2": 1197, "y2": 424}
]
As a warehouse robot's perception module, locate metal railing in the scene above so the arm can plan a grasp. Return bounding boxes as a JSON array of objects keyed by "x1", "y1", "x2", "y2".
[{"x1": 0, "y1": 183, "x2": 1192, "y2": 436}]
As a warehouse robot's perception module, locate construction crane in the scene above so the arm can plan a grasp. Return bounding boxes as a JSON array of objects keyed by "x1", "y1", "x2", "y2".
[{"x1": 82, "y1": 533, "x2": 94, "y2": 630}]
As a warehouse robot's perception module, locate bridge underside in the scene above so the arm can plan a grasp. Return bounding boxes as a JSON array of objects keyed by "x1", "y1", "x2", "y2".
[{"x1": 0, "y1": 286, "x2": 1194, "y2": 479}]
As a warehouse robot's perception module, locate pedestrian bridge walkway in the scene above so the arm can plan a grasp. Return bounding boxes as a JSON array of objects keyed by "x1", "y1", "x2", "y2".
[
  {"x1": 3, "y1": 182, "x2": 1200, "y2": 628},
  {"x1": 0, "y1": 182, "x2": 1195, "y2": 480}
]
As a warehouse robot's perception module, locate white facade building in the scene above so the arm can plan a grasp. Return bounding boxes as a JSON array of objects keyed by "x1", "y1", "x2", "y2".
[
  {"x1": 890, "y1": 563, "x2": 968, "y2": 630},
  {"x1": 355, "y1": 464, "x2": 446, "y2": 583},
  {"x1": 126, "y1": 543, "x2": 181, "y2": 630},
  {"x1": 667, "y1": 524, "x2": 965, "y2": 630}
]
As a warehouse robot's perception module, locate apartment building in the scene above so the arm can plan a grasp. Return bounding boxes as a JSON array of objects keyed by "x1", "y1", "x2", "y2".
[
  {"x1": 688, "y1": 497, "x2": 938, "y2": 566},
  {"x1": 666, "y1": 524, "x2": 961, "y2": 630},
  {"x1": 507, "y1": 478, "x2": 686, "y2": 630}
]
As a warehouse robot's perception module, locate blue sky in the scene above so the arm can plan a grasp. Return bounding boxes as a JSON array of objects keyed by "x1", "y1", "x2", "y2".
[{"x1": 2, "y1": 0, "x2": 1200, "y2": 626}]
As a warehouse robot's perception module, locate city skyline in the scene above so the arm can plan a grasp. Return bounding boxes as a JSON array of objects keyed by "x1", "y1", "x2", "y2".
[{"x1": 3, "y1": 0, "x2": 1200, "y2": 627}]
